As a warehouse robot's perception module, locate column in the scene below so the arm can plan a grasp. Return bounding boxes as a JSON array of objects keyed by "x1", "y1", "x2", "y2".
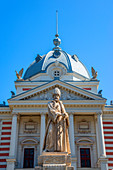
[
  {"x1": 40, "y1": 113, "x2": 46, "y2": 155},
  {"x1": 6, "y1": 113, "x2": 18, "y2": 170},
  {"x1": 97, "y1": 112, "x2": 108, "y2": 170},
  {"x1": 69, "y1": 113, "x2": 77, "y2": 170},
  {"x1": 95, "y1": 115, "x2": 100, "y2": 159},
  {"x1": 97, "y1": 112, "x2": 106, "y2": 157}
]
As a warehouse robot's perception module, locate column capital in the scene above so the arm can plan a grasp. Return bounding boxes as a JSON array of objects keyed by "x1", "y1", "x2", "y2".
[
  {"x1": 96, "y1": 111, "x2": 103, "y2": 116},
  {"x1": 69, "y1": 112, "x2": 74, "y2": 115},
  {"x1": 40, "y1": 112, "x2": 46, "y2": 115},
  {"x1": 12, "y1": 112, "x2": 19, "y2": 116}
]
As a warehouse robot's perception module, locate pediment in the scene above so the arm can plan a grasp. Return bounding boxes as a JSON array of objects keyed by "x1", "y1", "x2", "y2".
[
  {"x1": 8, "y1": 80, "x2": 105, "y2": 102},
  {"x1": 25, "y1": 88, "x2": 88, "y2": 100}
]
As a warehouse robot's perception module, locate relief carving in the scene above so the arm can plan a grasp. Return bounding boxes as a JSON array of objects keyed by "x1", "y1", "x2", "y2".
[
  {"x1": 27, "y1": 89, "x2": 86, "y2": 100},
  {"x1": 78, "y1": 119, "x2": 91, "y2": 134},
  {"x1": 24, "y1": 119, "x2": 37, "y2": 133}
]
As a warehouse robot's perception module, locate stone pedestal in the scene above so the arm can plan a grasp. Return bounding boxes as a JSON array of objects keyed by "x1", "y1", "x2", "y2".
[
  {"x1": 36, "y1": 152, "x2": 74, "y2": 170},
  {"x1": 98, "y1": 157, "x2": 108, "y2": 170}
]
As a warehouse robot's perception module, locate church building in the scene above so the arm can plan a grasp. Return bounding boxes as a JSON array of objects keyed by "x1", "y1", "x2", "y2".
[{"x1": 0, "y1": 30, "x2": 113, "y2": 170}]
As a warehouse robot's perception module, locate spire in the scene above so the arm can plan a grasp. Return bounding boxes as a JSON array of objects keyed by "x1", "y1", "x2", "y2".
[
  {"x1": 55, "y1": 10, "x2": 59, "y2": 37},
  {"x1": 53, "y1": 10, "x2": 61, "y2": 50}
]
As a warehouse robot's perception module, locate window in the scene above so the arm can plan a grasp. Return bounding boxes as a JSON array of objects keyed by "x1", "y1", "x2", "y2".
[
  {"x1": 23, "y1": 148, "x2": 34, "y2": 168},
  {"x1": 54, "y1": 70, "x2": 60, "y2": 77},
  {"x1": 80, "y1": 148, "x2": 91, "y2": 167}
]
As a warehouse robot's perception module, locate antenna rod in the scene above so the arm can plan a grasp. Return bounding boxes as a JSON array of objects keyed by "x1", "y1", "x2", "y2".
[{"x1": 56, "y1": 10, "x2": 58, "y2": 36}]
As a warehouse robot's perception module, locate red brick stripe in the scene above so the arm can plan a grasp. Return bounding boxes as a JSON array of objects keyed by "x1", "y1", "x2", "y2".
[
  {"x1": 0, "y1": 148, "x2": 9, "y2": 151},
  {"x1": 2, "y1": 127, "x2": 11, "y2": 130},
  {"x1": 2, "y1": 122, "x2": 12, "y2": 125},
  {"x1": 108, "y1": 163, "x2": 113, "y2": 166},
  {"x1": 83, "y1": 88, "x2": 91, "y2": 90},
  {"x1": 106, "y1": 147, "x2": 113, "y2": 150},
  {"x1": 0, "y1": 165, "x2": 7, "y2": 168},
  {"x1": 23, "y1": 88, "x2": 31, "y2": 91},
  {"x1": 1, "y1": 137, "x2": 10, "y2": 140},
  {"x1": 105, "y1": 141, "x2": 113, "y2": 144},
  {"x1": 104, "y1": 132, "x2": 113, "y2": 134},
  {"x1": 0, "y1": 143, "x2": 10, "y2": 145},
  {"x1": 106, "y1": 152, "x2": 113, "y2": 155},
  {"x1": 1, "y1": 132, "x2": 11, "y2": 135},
  {"x1": 109, "y1": 158, "x2": 113, "y2": 161},
  {"x1": 103, "y1": 122, "x2": 113, "y2": 124},
  {"x1": 0, "y1": 153, "x2": 9, "y2": 156},
  {"x1": 103, "y1": 127, "x2": 113, "y2": 129},
  {"x1": 105, "y1": 136, "x2": 113, "y2": 139},
  {"x1": 0, "y1": 159, "x2": 6, "y2": 162}
]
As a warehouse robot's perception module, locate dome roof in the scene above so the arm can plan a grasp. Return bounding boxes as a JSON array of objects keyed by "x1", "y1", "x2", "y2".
[
  {"x1": 23, "y1": 49, "x2": 90, "y2": 80},
  {"x1": 23, "y1": 34, "x2": 90, "y2": 80}
]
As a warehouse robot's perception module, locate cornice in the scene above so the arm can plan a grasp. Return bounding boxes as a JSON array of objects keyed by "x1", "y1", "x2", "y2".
[
  {"x1": 103, "y1": 105, "x2": 113, "y2": 112},
  {"x1": 0, "y1": 107, "x2": 11, "y2": 114},
  {"x1": 8, "y1": 99, "x2": 106, "y2": 106},
  {"x1": 8, "y1": 80, "x2": 106, "y2": 101}
]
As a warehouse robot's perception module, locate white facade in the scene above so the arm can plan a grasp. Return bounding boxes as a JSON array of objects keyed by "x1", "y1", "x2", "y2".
[{"x1": 0, "y1": 34, "x2": 113, "y2": 170}]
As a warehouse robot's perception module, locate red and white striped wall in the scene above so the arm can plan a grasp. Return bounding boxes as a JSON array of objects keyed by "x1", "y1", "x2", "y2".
[
  {"x1": 103, "y1": 120, "x2": 113, "y2": 170},
  {"x1": 0, "y1": 120, "x2": 12, "y2": 169}
]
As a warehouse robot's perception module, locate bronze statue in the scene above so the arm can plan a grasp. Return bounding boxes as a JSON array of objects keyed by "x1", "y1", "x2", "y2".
[
  {"x1": 15, "y1": 68, "x2": 24, "y2": 81},
  {"x1": 43, "y1": 87, "x2": 70, "y2": 154},
  {"x1": 91, "y1": 67, "x2": 97, "y2": 79}
]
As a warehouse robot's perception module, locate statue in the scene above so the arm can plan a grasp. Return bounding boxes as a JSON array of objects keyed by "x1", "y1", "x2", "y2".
[
  {"x1": 15, "y1": 68, "x2": 24, "y2": 81},
  {"x1": 91, "y1": 67, "x2": 97, "y2": 79},
  {"x1": 43, "y1": 87, "x2": 71, "y2": 154}
]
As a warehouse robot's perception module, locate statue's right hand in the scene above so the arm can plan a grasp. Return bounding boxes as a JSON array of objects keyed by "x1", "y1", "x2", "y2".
[{"x1": 57, "y1": 112, "x2": 62, "y2": 117}]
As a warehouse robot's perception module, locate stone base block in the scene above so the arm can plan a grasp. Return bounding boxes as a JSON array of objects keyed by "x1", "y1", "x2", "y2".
[
  {"x1": 37, "y1": 152, "x2": 74, "y2": 170},
  {"x1": 98, "y1": 157, "x2": 108, "y2": 170},
  {"x1": 35, "y1": 166, "x2": 43, "y2": 170}
]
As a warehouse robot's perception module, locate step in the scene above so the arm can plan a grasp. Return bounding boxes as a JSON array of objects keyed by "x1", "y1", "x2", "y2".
[
  {"x1": 15, "y1": 169, "x2": 35, "y2": 170},
  {"x1": 78, "y1": 168, "x2": 100, "y2": 170}
]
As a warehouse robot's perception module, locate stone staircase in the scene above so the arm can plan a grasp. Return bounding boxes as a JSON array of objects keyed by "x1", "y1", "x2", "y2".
[
  {"x1": 15, "y1": 169, "x2": 35, "y2": 170},
  {"x1": 15, "y1": 168, "x2": 100, "y2": 170},
  {"x1": 78, "y1": 168, "x2": 100, "y2": 170}
]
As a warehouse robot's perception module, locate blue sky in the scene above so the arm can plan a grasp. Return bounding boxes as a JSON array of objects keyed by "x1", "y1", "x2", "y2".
[{"x1": 0, "y1": 0, "x2": 113, "y2": 105}]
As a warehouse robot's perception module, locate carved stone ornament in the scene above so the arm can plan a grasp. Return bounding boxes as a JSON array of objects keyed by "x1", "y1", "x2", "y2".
[
  {"x1": 27, "y1": 89, "x2": 86, "y2": 101},
  {"x1": 24, "y1": 119, "x2": 37, "y2": 133},
  {"x1": 78, "y1": 119, "x2": 91, "y2": 134}
]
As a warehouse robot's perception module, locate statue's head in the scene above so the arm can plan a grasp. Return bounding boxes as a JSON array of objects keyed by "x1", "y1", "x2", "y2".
[{"x1": 53, "y1": 87, "x2": 61, "y2": 102}]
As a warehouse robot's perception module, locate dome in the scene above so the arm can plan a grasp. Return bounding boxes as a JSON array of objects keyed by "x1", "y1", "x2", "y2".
[
  {"x1": 23, "y1": 35, "x2": 90, "y2": 80},
  {"x1": 23, "y1": 49, "x2": 90, "y2": 80}
]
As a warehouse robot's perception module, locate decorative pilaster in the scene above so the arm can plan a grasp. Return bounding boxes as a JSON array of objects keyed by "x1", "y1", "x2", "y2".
[
  {"x1": 6, "y1": 113, "x2": 18, "y2": 170},
  {"x1": 95, "y1": 115, "x2": 100, "y2": 159},
  {"x1": 40, "y1": 113, "x2": 46, "y2": 155},
  {"x1": 69, "y1": 113, "x2": 77, "y2": 170},
  {"x1": 97, "y1": 112, "x2": 108, "y2": 170},
  {"x1": 97, "y1": 112, "x2": 106, "y2": 157}
]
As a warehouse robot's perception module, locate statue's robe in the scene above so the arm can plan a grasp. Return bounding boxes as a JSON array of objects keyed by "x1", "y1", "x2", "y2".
[{"x1": 43, "y1": 100, "x2": 71, "y2": 154}]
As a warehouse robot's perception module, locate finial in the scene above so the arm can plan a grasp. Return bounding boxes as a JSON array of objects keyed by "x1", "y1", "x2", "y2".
[
  {"x1": 55, "y1": 10, "x2": 59, "y2": 37},
  {"x1": 53, "y1": 10, "x2": 61, "y2": 50}
]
